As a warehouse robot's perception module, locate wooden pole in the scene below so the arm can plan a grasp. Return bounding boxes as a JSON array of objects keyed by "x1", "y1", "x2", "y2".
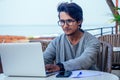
[
  {"x1": 106, "y1": 0, "x2": 119, "y2": 34},
  {"x1": 116, "y1": 0, "x2": 118, "y2": 7},
  {"x1": 116, "y1": 0, "x2": 119, "y2": 34}
]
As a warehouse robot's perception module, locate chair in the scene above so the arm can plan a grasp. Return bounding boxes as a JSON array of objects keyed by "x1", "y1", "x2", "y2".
[
  {"x1": 29, "y1": 39, "x2": 51, "y2": 52},
  {"x1": 97, "y1": 41, "x2": 113, "y2": 73},
  {"x1": 98, "y1": 34, "x2": 120, "y2": 69}
]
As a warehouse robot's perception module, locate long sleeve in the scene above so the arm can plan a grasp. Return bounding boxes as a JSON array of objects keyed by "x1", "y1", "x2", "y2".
[
  {"x1": 43, "y1": 40, "x2": 56, "y2": 64},
  {"x1": 43, "y1": 34, "x2": 67, "y2": 64}
]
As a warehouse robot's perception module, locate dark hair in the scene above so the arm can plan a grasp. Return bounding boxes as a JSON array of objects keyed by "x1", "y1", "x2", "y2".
[{"x1": 57, "y1": 2, "x2": 83, "y2": 22}]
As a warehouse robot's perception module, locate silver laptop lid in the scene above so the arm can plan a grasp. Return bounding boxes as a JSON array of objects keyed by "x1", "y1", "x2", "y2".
[{"x1": 0, "y1": 42, "x2": 47, "y2": 77}]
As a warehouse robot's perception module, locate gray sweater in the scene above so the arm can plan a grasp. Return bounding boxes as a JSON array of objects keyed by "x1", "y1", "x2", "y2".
[{"x1": 44, "y1": 32, "x2": 100, "y2": 71}]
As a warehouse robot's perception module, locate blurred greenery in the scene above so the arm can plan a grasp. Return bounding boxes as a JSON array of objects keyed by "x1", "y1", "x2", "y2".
[
  {"x1": 112, "y1": 7, "x2": 120, "y2": 32},
  {"x1": 113, "y1": 7, "x2": 120, "y2": 24}
]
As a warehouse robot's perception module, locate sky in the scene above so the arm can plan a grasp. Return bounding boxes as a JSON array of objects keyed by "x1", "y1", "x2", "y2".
[{"x1": 0, "y1": 0, "x2": 119, "y2": 26}]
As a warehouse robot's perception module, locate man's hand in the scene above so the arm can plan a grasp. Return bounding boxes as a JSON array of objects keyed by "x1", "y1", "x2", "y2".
[{"x1": 45, "y1": 64, "x2": 60, "y2": 72}]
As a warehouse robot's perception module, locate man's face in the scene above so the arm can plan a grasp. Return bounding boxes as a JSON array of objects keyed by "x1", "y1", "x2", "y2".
[{"x1": 58, "y1": 12, "x2": 81, "y2": 36}]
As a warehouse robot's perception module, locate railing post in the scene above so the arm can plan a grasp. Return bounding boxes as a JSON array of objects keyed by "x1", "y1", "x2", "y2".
[
  {"x1": 111, "y1": 27, "x2": 113, "y2": 34},
  {"x1": 101, "y1": 28, "x2": 103, "y2": 36}
]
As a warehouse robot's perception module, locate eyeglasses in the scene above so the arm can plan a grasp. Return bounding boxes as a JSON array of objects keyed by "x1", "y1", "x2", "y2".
[{"x1": 58, "y1": 19, "x2": 76, "y2": 26}]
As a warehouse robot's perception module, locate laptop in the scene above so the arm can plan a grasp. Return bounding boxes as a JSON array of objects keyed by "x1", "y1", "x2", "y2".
[{"x1": 0, "y1": 42, "x2": 55, "y2": 77}]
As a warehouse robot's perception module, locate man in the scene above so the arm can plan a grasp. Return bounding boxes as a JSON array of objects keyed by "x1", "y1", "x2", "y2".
[{"x1": 44, "y1": 2, "x2": 100, "y2": 72}]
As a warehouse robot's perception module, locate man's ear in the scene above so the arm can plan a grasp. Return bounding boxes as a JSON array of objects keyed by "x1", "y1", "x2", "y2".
[{"x1": 77, "y1": 20, "x2": 83, "y2": 26}]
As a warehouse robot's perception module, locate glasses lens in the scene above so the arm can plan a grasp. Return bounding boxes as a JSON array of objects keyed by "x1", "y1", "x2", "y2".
[
  {"x1": 58, "y1": 20, "x2": 65, "y2": 26},
  {"x1": 66, "y1": 19, "x2": 75, "y2": 26}
]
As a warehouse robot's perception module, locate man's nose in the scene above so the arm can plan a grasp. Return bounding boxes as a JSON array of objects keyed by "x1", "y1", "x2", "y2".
[{"x1": 63, "y1": 22, "x2": 69, "y2": 27}]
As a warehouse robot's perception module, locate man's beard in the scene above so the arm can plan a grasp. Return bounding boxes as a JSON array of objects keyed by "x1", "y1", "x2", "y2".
[{"x1": 66, "y1": 29, "x2": 79, "y2": 36}]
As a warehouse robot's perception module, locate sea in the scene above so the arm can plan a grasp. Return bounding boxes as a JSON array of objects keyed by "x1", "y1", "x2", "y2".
[{"x1": 0, "y1": 24, "x2": 115, "y2": 37}]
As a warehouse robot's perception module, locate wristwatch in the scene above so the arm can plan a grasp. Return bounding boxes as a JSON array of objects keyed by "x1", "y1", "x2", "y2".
[{"x1": 56, "y1": 63, "x2": 65, "y2": 71}]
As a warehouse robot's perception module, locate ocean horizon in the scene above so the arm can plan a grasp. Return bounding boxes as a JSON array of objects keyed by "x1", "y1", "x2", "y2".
[{"x1": 0, "y1": 24, "x2": 115, "y2": 37}]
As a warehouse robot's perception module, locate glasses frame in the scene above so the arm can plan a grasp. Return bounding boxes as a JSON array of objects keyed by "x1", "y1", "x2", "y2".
[{"x1": 58, "y1": 19, "x2": 76, "y2": 26}]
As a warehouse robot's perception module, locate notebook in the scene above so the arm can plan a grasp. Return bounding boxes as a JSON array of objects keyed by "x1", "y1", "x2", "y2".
[{"x1": 0, "y1": 42, "x2": 55, "y2": 77}]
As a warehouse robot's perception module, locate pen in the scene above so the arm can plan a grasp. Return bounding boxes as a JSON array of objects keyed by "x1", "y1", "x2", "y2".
[{"x1": 77, "y1": 72, "x2": 82, "y2": 77}]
